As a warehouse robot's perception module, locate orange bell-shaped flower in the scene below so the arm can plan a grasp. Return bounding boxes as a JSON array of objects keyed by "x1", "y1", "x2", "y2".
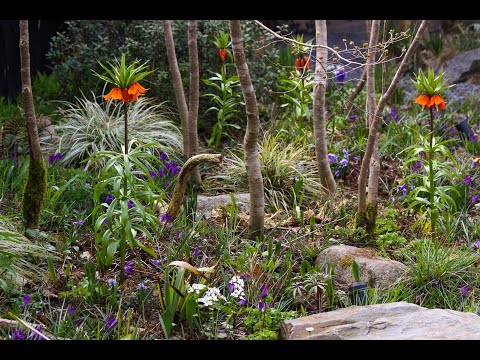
[
  {"x1": 413, "y1": 94, "x2": 432, "y2": 110},
  {"x1": 429, "y1": 94, "x2": 446, "y2": 110},
  {"x1": 218, "y1": 48, "x2": 227, "y2": 62},
  {"x1": 104, "y1": 87, "x2": 124, "y2": 102}
]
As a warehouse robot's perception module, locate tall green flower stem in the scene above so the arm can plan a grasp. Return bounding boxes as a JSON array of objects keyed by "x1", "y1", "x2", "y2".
[
  {"x1": 427, "y1": 106, "x2": 437, "y2": 234},
  {"x1": 120, "y1": 103, "x2": 129, "y2": 284}
]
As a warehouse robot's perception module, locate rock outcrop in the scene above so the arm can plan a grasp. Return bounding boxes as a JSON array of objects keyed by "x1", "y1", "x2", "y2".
[{"x1": 281, "y1": 301, "x2": 480, "y2": 340}]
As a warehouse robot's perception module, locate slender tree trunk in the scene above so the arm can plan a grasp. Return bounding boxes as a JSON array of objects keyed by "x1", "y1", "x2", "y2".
[
  {"x1": 357, "y1": 20, "x2": 430, "y2": 226},
  {"x1": 163, "y1": 20, "x2": 190, "y2": 160},
  {"x1": 365, "y1": 20, "x2": 381, "y2": 233},
  {"x1": 230, "y1": 20, "x2": 264, "y2": 240},
  {"x1": 187, "y1": 20, "x2": 202, "y2": 185},
  {"x1": 313, "y1": 20, "x2": 336, "y2": 195},
  {"x1": 19, "y1": 20, "x2": 47, "y2": 229}
]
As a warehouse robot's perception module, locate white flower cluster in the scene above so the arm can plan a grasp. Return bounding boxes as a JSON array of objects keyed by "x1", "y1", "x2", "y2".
[
  {"x1": 197, "y1": 287, "x2": 226, "y2": 307},
  {"x1": 187, "y1": 283, "x2": 207, "y2": 294},
  {"x1": 229, "y1": 276, "x2": 246, "y2": 302}
]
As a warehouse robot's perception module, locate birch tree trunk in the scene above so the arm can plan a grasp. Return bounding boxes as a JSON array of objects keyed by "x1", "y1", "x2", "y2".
[
  {"x1": 187, "y1": 20, "x2": 202, "y2": 185},
  {"x1": 365, "y1": 20, "x2": 380, "y2": 233},
  {"x1": 229, "y1": 20, "x2": 264, "y2": 240},
  {"x1": 19, "y1": 20, "x2": 47, "y2": 229},
  {"x1": 163, "y1": 20, "x2": 190, "y2": 161},
  {"x1": 313, "y1": 20, "x2": 336, "y2": 195},
  {"x1": 356, "y1": 20, "x2": 430, "y2": 227}
]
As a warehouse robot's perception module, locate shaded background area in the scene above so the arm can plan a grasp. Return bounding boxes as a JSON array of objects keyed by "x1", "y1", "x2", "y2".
[
  {"x1": 0, "y1": 19, "x2": 473, "y2": 100},
  {"x1": 0, "y1": 20, "x2": 63, "y2": 100}
]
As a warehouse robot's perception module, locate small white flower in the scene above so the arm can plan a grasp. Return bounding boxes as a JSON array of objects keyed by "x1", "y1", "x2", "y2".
[
  {"x1": 306, "y1": 327, "x2": 314, "y2": 332},
  {"x1": 197, "y1": 286, "x2": 226, "y2": 307},
  {"x1": 187, "y1": 283, "x2": 207, "y2": 294}
]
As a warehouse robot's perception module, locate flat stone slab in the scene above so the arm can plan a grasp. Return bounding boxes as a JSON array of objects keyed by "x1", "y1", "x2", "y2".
[
  {"x1": 196, "y1": 193, "x2": 250, "y2": 213},
  {"x1": 281, "y1": 302, "x2": 480, "y2": 340},
  {"x1": 316, "y1": 245, "x2": 409, "y2": 290}
]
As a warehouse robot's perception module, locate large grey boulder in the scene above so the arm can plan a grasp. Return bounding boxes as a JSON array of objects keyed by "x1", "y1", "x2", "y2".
[
  {"x1": 281, "y1": 302, "x2": 480, "y2": 340},
  {"x1": 315, "y1": 245, "x2": 409, "y2": 290},
  {"x1": 443, "y1": 48, "x2": 480, "y2": 85}
]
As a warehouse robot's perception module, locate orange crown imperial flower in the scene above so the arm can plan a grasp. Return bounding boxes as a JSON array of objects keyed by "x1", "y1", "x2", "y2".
[
  {"x1": 295, "y1": 55, "x2": 310, "y2": 72},
  {"x1": 413, "y1": 94, "x2": 447, "y2": 111},
  {"x1": 92, "y1": 53, "x2": 155, "y2": 104},
  {"x1": 218, "y1": 48, "x2": 227, "y2": 62},
  {"x1": 104, "y1": 82, "x2": 148, "y2": 103},
  {"x1": 412, "y1": 68, "x2": 453, "y2": 111}
]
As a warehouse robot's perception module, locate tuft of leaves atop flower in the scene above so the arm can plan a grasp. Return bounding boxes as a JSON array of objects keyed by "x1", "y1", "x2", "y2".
[{"x1": 412, "y1": 68, "x2": 453, "y2": 97}]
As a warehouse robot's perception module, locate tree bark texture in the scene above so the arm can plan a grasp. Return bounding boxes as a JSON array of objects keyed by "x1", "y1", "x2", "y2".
[
  {"x1": 19, "y1": 20, "x2": 47, "y2": 229},
  {"x1": 313, "y1": 20, "x2": 336, "y2": 195},
  {"x1": 187, "y1": 20, "x2": 202, "y2": 185},
  {"x1": 365, "y1": 20, "x2": 381, "y2": 232},
  {"x1": 166, "y1": 154, "x2": 222, "y2": 221},
  {"x1": 357, "y1": 20, "x2": 430, "y2": 220},
  {"x1": 163, "y1": 20, "x2": 190, "y2": 160},
  {"x1": 229, "y1": 20, "x2": 265, "y2": 240}
]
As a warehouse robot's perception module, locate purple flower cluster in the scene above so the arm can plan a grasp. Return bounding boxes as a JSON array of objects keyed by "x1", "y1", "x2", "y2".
[
  {"x1": 328, "y1": 149, "x2": 350, "y2": 179},
  {"x1": 159, "y1": 212, "x2": 173, "y2": 224},
  {"x1": 384, "y1": 107, "x2": 401, "y2": 123},
  {"x1": 335, "y1": 68, "x2": 347, "y2": 83},
  {"x1": 27, "y1": 325, "x2": 44, "y2": 340},
  {"x1": 48, "y1": 152, "x2": 64, "y2": 164},
  {"x1": 11, "y1": 330, "x2": 25, "y2": 340}
]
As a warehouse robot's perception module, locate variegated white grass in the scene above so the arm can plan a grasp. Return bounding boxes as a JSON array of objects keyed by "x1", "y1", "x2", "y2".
[
  {"x1": 0, "y1": 217, "x2": 57, "y2": 289},
  {"x1": 204, "y1": 131, "x2": 323, "y2": 213},
  {"x1": 42, "y1": 93, "x2": 184, "y2": 169}
]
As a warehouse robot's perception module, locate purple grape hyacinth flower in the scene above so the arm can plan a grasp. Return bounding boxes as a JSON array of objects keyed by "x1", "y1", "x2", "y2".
[
  {"x1": 238, "y1": 298, "x2": 248, "y2": 306},
  {"x1": 11, "y1": 329, "x2": 25, "y2": 340},
  {"x1": 471, "y1": 194, "x2": 479, "y2": 205},
  {"x1": 260, "y1": 283, "x2": 268, "y2": 299},
  {"x1": 67, "y1": 304, "x2": 75, "y2": 316},
  {"x1": 192, "y1": 247, "x2": 201, "y2": 257},
  {"x1": 151, "y1": 259, "x2": 161, "y2": 266},
  {"x1": 124, "y1": 261, "x2": 135, "y2": 276},
  {"x1": 460, "y1": 283, "x2": 470, "y2": 297},
  {"x1": 339, "y1": 158, "x2": 348, "y2": 168},
  {"x1": 159, "y1": 212, "x2": 173, "y2": 224},
  {"x1": 48, "y1": 152, "x2": 64, "y2": 164},
  {"x1": 11, "y1": 330, "x2": 25, "y2": 340},
  {"x1": 464, "y1": 176, "x2": 472, "y2": 185},
  {"x1": 159, "y1": 152, "x2": 168, "y2": 162},
  {"x1": 22, "y1": 294, "x2": 31, "y2": 310},
  {"x1": 258, "y1": 301, "x2": 265, "y2": 310},
  {"x1": 104, "y1": 316, "x2": 118, "y2": 332},
  {"x1": 105, "y1": 194, "x2": 114, "y2": 204},
  {"x1": 127, "y1": 199, "x2": 134, "y2": 209},
  {"x1": 27, "y1": 325, "x2": 44, "y2": 340},
  {"x1": 107, "y1": 278, "x2": 116, "y2": 287}
]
